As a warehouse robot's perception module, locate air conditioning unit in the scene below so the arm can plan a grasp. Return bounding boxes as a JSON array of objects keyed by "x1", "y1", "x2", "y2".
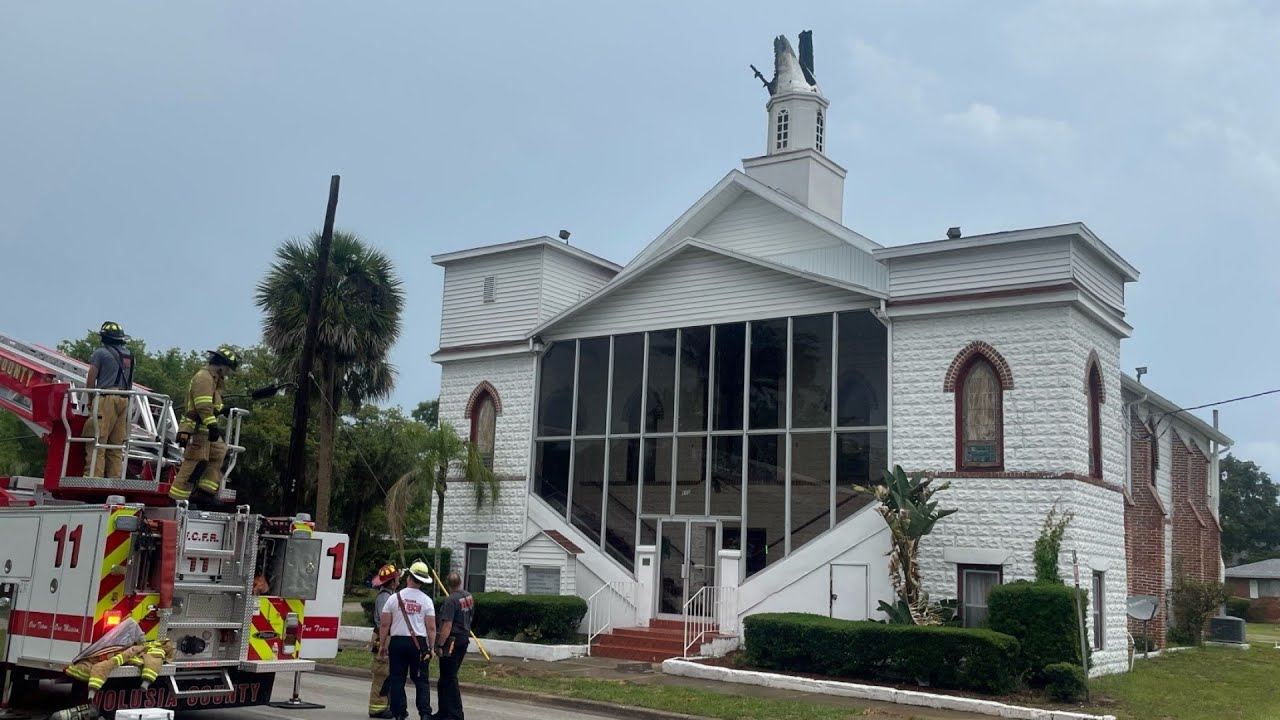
[{"x1": 1207, "y1": 615, "x2": 1246, "y2": 644}]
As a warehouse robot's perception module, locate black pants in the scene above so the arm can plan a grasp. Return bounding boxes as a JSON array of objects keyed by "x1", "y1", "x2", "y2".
[
  {"x1": 436, "y1": 636, "x2": 469, "y2": 720},
  {"x1": 387, "y1": 636, "x2": 431, "y2": 720}
]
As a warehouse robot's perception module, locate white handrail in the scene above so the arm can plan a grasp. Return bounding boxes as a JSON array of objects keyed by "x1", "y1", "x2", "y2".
[
  {"x1": 586, "y1": 580, "x2": 637, "y2": 655},
  {"x1": 682, "y1": 585, "x2": 735, "y2": 658}
]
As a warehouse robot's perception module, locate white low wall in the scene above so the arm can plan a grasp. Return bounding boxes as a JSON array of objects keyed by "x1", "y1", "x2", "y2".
[
  {"x1": 661, "y1": 659, "x2": 1116, "y2": 720},
  {"x1": 337, "y1": 625, "x2": 586, "y2": 662}
]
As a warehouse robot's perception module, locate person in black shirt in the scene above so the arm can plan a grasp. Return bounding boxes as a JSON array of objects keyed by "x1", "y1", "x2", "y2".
[{"x1": 432, "y1": 571, "x2": 473, "y2": 720}]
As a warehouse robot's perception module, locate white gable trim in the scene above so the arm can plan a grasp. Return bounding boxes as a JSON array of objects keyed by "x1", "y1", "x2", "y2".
[
  {"x1": 625, "y1": 171, "x2": 880, "y2": 274},
  {"x1": 530, "y1": 238, "x2": 885, "y2": 338}
]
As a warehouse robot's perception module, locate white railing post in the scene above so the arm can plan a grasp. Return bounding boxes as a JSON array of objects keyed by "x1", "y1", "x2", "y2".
[
  {"x1": 682, "y1": 585, "x2": 736, "y2": 658},
  {"x1": 586, "y1": 580, "x2": 638, "y2": 656}
]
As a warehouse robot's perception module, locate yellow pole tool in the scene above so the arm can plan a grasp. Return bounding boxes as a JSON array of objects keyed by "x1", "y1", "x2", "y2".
[{"x1": 427, "y1": 564, "x2": 490, "y2": 662}]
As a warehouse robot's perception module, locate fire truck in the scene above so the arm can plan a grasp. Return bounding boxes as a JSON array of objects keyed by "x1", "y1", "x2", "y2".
[{"x1": 0, "y1": 331, "x2": 349, "y2": 715}]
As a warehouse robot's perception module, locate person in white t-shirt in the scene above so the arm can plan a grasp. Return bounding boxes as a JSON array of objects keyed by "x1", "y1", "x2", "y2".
[{"x1": 378, "y1": 561, "x2": 437, "y2": 720}]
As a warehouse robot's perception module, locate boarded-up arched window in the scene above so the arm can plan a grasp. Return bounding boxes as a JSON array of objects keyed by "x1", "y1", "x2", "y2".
[
  {"x1": 957, "y1": 357, "x2": 1004, "y2": 471},
  {"x1": 1088, "y1": 361, "x2": 1104, "y2": 480},
  {"x1": 470, "y1": 388, "x2": 498, "y2": 469}
]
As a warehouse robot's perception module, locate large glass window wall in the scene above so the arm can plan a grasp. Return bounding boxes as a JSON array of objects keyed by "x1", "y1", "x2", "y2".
[{"x1": 534, "y1": 312, "x2": 888, "y2": 577}]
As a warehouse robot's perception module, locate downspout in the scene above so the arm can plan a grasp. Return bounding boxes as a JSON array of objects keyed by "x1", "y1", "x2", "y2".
[{"x1": 1211, "y1": 409, "x2": 1231, "y2": 581}]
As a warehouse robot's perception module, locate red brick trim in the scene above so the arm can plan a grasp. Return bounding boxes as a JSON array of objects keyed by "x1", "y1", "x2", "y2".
[
  {"x1": 943, "y1": 341, "x2": 1014, "y2": 392},
  {"x1": 1185, "y1": 500, "x2": 1208, "y2": 529},
  {"x1": 923, "y1": 470, "x2": 1124, "y2": 493},
  {"x1": 1139, "y1": 483, "x2": 1170, "y2": 517},
  {"x1": 463, "y1": 381, "x2": 503, "y2": 419}
]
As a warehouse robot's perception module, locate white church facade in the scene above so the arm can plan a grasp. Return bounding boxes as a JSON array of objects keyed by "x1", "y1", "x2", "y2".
[{"x1": 427, "y1": 32, "x2": 1231, "y2": 675}]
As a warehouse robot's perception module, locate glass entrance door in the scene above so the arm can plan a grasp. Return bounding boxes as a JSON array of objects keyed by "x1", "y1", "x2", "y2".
[{"x1": 657, "y1": 520, "x2": 718, "y2": 617}]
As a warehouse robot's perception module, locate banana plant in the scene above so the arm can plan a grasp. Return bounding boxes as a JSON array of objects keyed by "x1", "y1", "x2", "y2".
[{"x1": 855, "y1": 465, "x2": 958, "y2": 625}]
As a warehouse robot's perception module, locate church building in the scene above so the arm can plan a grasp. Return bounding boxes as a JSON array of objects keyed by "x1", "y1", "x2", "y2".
[{"x1": 427, "y1": 31, "x2": 1231, "y2": 675}]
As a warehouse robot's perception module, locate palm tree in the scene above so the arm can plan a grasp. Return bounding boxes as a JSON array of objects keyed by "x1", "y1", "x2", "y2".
[
  {"x1": 386, "y1": 422, "x2": 499, "y2": 580},
  {"x1": 255, "y1": 230, "x2": 404, "y2": 529}
]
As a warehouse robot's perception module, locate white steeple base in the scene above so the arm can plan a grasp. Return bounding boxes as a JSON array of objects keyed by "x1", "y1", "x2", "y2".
[{"x1": 742, "y1": 148, "x2": 847, "y2": 223}]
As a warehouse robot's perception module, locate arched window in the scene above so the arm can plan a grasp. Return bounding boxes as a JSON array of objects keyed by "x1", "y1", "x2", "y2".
[
  {"x1": 1088, "y1": 360, "x2": 1104, "y2": 480},
  {"x1": 956, "y1": 357, "x2": 1003, "y2": 470},
  {"x1": 775, "y1": 108, "x2": 790, "y2": 150},
  {"x1": 816, "y1": 109, "x2": 825, "y2": 153},
  {"x1": 465, "y1": 382, "x2": 502, "y2": 469}
]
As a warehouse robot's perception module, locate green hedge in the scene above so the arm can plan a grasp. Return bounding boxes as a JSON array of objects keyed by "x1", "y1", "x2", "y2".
[
  {"x1": 471, "y1": 592, "x2": 588, "y2": 643},
  {"x1": 988, "y1": 581, "x2": 1088, "y2": 683},
  {"x1": 1226, "y1": 597, "x2": 1251, "y2": 620},
  {"x1": 1042, "y1": 662, "x2": 1087, "y2": 703},
  {"x1": 742, "y1": 613, "x2": 1020, "y2": 695}
]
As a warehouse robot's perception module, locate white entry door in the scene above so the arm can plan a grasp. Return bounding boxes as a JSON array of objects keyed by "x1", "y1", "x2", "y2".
[{"x1": 829, "y1": 564, "x2": 868, "y2": 620}]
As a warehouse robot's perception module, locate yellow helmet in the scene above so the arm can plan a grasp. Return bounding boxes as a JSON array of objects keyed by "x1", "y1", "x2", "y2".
[{"x1": 408, "y1": 561, "x2": 433, "y2": 585}]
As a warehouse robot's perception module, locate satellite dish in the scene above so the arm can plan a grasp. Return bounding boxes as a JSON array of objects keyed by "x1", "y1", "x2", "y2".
[{"x1": 1128, "y1": 594, "x2": 1159, "y2": 621}]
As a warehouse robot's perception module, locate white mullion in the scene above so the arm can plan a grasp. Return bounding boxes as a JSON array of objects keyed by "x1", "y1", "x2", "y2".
[
  {"x1": 740, "y1": 322, "x2": 751, "y2": 576},
  {"x1": 830, "y1": 312, "x2": 838, "y2": 529},
  {"x1": 637, "y1": 333, "x2": 649, "y2": 550},
  {"x1": 600, "y1": 336, "x2": 615, "y2": 554},
  {"x1": 566, "y1": 340, "x2": 580, "y2": 521},
  {"x1": 885, "y1": 309, "x2": 894, "y2": 472},
  {"x1": 784, "y1": 316, "x2": 793, "y2": 557},
  {"x1": 527, "y1": 343, "x2": 545, "y2": 505},
  {"x1": 705, "y1": 326, "x2": 716, "y2": 517},
  {"x1": 670, "y1": 330, "x2": 681, "y2": 516}
]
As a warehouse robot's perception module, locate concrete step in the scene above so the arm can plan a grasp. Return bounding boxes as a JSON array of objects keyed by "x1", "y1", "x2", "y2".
[{"x1": 589, "y1": 641, "x2": 684, "y2": 663}]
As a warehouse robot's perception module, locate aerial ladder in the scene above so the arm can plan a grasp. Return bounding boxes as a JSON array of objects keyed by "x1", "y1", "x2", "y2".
[
  {"x1": 0, "y1": 330, "x2": 348, "y2": 716},
  {"x1": 0, "y1": 331, "x2": 245, "y2": 507}
]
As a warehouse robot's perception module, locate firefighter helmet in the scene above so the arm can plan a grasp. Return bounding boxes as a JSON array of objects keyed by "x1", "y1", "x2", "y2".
[
  {"x1": 408, "y1": 561, "x2": 433, "y2": 585},
  {"x1": 99, "y1": 321, "x2": 129, "y2": 343},
  {"x1": 207, "y1": 347, "x2": 241, "y2": 370},
  {"x1": 372, "y1": 563, "x2": 398, "y2": 587}
]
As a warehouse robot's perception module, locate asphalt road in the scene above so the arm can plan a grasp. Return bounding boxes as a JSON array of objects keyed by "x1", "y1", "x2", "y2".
[{"x1": 13, "y1": 673, "x2": 619, "y2": 720}]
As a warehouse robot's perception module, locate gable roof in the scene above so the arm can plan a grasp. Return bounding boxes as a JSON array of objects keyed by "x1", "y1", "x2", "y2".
[
  {"x1": 624, "y1": 170, "x2": 880, "y2": 274},
  {"x1": 873, "y1": 222, "x2": 1139, "y2": 283},
  {"x1": 530, "y1": 237, "x2": 886, "y2": 338},
  {"x1": 1226, "y1": 558, "x2": 1280, "y2": 579},
  {"x1": 514, "y1": 529, "x2": 583, "y2": 556},
  {"x1": 431, "y1": 236, "x2": 622, "y2": 274}
]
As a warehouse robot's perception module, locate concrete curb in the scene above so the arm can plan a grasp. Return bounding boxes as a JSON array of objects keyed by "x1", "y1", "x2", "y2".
[
  {"x1": 661, "y1": 659, "x2": 1117, "y2": 720},
  {"x1": 313, "y1": 664, "x2": 707, "y2": 720}
]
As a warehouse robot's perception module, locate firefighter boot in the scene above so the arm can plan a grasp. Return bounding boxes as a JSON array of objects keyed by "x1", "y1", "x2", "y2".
[{"x1": 170, "y1": 432, "x2": 209, "y2": 500}]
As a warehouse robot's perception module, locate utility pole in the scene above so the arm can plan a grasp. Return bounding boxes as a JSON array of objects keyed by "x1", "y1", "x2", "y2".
[{"x1": 281, "y1": 175, "x2": 340, "y2": 517}]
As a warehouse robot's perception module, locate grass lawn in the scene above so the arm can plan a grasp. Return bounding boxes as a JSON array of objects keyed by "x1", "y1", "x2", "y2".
[
  {"x1": 342, "y1": 610, "x2": 367, "y2": 626},
  {"x1": 324, "y1": 648, "x2": 932, "y2": 720},
  {"x1": 1087, "y1": 645, "x2": 1280, "y2": 720},
  {"x1": 1246, "y1": 622, "x2": 1280, "y2": 645}
]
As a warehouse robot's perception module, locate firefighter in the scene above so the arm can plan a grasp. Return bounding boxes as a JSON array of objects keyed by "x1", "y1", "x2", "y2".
[
  {"x1": 83, "y1": 321, "x2": 134, "y2": 479},
  {"x1": 169, "y1": 347, "x2": 239, "y2": 501},
  {"x1": 367, "y1": 563, "x2": 399, "y2": 718}
]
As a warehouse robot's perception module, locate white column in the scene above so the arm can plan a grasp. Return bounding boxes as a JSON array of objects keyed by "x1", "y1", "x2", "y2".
[
  {"x1": 717, "y1": 549, "x2": 742, "y2": 635},
  {"x1": 635, "y1": 544, "x2": 657, "y2": 627}
]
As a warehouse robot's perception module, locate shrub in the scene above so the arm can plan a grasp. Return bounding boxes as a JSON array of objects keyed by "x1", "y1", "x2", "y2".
[
  {"x1": 470, "y1": 592, "x2": 588, "y2": 643},
  {"x1": 988, "y1": 580, "x2": 1088, "y2": 683},
  {"x1": 742, "y1": 612, "x2": 1021, "y2": 695},
  {"x1": 361, "y1": 599, "x2": 376, "y2": 626},
  {"x1": 1042, "y1": 662, "x2": 1087, "y2": 703},
  {"x1": 1168, "y1": 574, "x2": 1229, "y2": 646},
  {"x1": 1226, "y1": 596, "x2": 1252, "y2": 620},
  {"x1": 1033, "y1": 505, "x2": 1073, "y2": 583}
]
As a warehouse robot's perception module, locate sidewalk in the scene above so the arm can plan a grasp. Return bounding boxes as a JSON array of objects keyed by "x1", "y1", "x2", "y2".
[{"x1": 320, "y1": 644, "x2": 989, "y2": 720}]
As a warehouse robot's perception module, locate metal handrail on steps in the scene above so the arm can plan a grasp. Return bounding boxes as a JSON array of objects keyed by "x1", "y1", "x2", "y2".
[
  {"x1": 586, "y1": 580, "x2": 638, "y2": 656},
  {"x1": 682, "y1": 585, "x2": 735, "y2": 658}
]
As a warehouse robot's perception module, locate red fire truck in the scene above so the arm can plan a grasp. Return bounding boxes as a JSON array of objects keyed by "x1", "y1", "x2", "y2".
[{"x1": 0, "y1": 332, "x2": 348, "y2": 715}]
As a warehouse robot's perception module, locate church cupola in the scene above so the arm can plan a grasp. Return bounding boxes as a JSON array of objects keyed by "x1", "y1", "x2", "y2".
[{"x1": 743, "y1": 31, "x2": 847, "y2": 223}]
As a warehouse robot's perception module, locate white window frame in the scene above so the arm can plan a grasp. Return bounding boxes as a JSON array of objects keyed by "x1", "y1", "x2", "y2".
[
  {"x1": 1092, "y1": 571, "x2": 1105, "y2": 650},
  {"x1": 524, "y1": 565, "x2": 561, "y2": 596},
  {"x1": 464, "y1": 543, "x2": 488, "y2": 593},
  {"x1": 958, "y1": 564, "x2": 1002, "y2": 628}
]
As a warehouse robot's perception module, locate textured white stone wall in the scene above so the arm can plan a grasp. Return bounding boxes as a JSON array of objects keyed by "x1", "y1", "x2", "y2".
[
  {"x1": 434, "y1": 479, "x2": 528, "y2": 593},
  {"x1": 892, "y1": 305, "x2": 1124, "y2": 479},
  {"x1": 438, "y1": 354, "x2": 537, "y2": 479},
  {"x1": 1069, "y1": 481, "x2": 1130, "y2": 676},
  {"x1": 435, "y1": 354, "x2": 537, "y2": 593}
]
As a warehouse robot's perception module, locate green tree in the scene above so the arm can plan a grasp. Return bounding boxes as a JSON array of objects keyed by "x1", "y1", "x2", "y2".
[
  {"x1": 255, "y1": 231, "x2": 405, "y2": 530},
  {"x1": 332, "y1": 405, "x2": 431, "y2": 588},
  {"x1": 385, "y1": 422, "x2": 497, "y2": 578},
  {"x1": 0, "y1": 413, "x2": 45, "y2": 477},
  {"x1": 58, "y1": 331, "x2": 204, "y2": 401},
  {"x1": 1219, "y1": 454, "x2": 1280, "y2": 564},
  {"x1": 411, "y1": 399, "x2": 439, "y2": 428}
]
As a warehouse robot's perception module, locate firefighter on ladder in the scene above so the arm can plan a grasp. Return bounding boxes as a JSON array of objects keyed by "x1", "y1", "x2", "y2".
[
  {"x1": 169, "y1": 347, "x2": 239, "y2": 501},
  {"x1": 83, "y1": 321, "x2": 134, "y2": 479},
  {"x1": 367, "y1": 563, "x2": 399, "y2": 718}
]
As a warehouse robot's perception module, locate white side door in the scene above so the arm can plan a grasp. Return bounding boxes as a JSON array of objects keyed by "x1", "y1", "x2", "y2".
[
  {"x1": 829, "y1": 564, "x2": 868, "y2": 621},
  {"x1": 299, "y1": 531, "x2": 348, "y2": 660}
]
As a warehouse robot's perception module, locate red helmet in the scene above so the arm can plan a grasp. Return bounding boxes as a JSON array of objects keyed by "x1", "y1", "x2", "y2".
[{"x1": 372, "y1": 563, "x2": 398, "y2": 587}]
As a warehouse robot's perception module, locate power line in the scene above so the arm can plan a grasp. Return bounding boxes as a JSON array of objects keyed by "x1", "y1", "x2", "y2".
[{"x1": 1152, "y1": 387, "x2": 1280, "y2": 420}]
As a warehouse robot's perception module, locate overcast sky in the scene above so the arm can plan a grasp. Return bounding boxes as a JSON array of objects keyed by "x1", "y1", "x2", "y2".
[{"x1": 2, "y1": 1, "x2": 1276, "y2": 475}]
